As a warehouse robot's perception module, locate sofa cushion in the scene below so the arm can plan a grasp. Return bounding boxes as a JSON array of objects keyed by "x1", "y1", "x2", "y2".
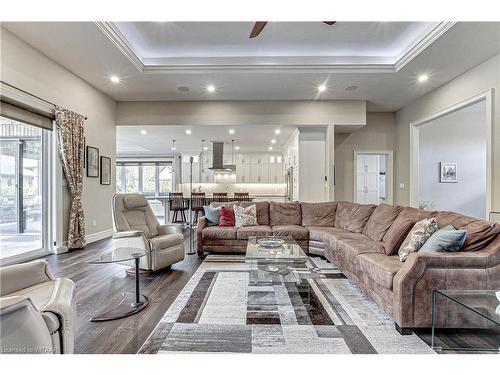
[
  {"x1": 202, "y1": 226, "x2": 237, "y2": 240},
  {"x1": 435, "y1": 211, "x2": 500, "y2": 252},
  {"x1": 239, "y1": 201, "x2": 270, "y2": 226},
  {"x1": 234, "y1": 204, "x2": 258, "y2": 227},
  {"x1": 149, "y1": 233, "x2": 184, "y2": 250},
  {"x1": 383, "y1": 219, "x2": 415, "y2": 255},
  {"x1": 219, "y1": 206, "x2": 235, "y2": 227},
  {"x1": 307, "y1": 226, "x2": 346, "y2": 242},
  {"x1": 237, "y1": 225, "x2": 273, "y2": 240},
  {"x1": 356, "y1": 253, "x2": 402, "y2": 290},
  {"x1": 301, "y1": 202, "x2": 337, "y2": 227},
  {"x1": 269, "y1": 201, "x2": 302, "y2": 226},
  {"x1": 399, "y1": 218, "x2": 438, "y2": 261},
  {"x1": 362, "y1": 204, "x2": 403, "y2": 241},
  {"x1": 334, "y1": 201, "x2": 376, "y2": 233},
  {"x1": 203, "y1": 205, "x2": 220, "y2": 226},
  {"x1": 123, "y1": 194, "x2": 148, "y2": 209},
  {"x1": 272, "y1": 225, "x2": 309, "y2": 240},
  {"x1": 419, "y1": 225, "x2": 467, "y2": 253}
]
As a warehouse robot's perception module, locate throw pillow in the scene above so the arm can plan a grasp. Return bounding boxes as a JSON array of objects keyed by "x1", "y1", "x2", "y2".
[
  {"x1": 219, "y1": 206, "x2": 235, "y2": 227},
  {"x1": 418, "y1": 225, "x2": 467, "y2": 253},
  {"x1": 203, "y1": 205, "x2": 220, "y2": 226},
  {"x1": 383, "y1": 219, "x2": 415, "y2": 255},
  {"x1": 398, "y1": 218, "x2": 438, "y2": 261},
  {"x1": 234, "y1": 204, "x2": 258, "y2": 228}
]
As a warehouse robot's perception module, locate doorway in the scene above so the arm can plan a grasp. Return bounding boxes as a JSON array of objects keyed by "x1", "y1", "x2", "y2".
[{"x1": 354, "y1": 150, "x2": 393, "y2": 205}]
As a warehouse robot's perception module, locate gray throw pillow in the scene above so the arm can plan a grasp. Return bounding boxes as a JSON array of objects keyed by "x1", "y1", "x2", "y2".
[
  {"x1": 203, "y1": 205, "x2": 221, "y2": 226},
  {"x1": 419, "y1": 225, "x2": 467, "y2": 253}
]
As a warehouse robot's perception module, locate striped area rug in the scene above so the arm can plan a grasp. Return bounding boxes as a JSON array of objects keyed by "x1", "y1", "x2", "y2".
[{"x1": 139, "y1": 255, "x2": 434, "y2": 354}]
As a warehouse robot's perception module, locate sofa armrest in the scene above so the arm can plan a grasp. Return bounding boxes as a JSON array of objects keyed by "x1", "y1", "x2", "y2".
[
  {"x1": 41, "y1": 278, "x2": 76, "y2": 354},
  {"x1": 197, "y1": 217, "x2": 207, "y2": 254},
  {"x1": 393, "y1": 242, "x2": 500, "y2": 328},
  {"x1": 158, "y1": 224, "x2": 182, "y2": 235},
  {"x1": 113, "y1": 230, "x2": 145, "y2": 239},
  {"x1": 0, "y1": 261, "x2": 54, "y2": 297},
  {"x1": 0, "y1": 295, "x2": 54, "y2": 353}
]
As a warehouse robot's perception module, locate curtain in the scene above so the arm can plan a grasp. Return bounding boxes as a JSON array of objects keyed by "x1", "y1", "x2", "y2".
[{"x1": 55, "y1": 106, "x2": 86, "y2": 249}]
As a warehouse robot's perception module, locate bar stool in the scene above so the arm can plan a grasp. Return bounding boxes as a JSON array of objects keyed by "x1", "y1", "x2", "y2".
[
  {"x1": 233, "y1": 192, "x2": 250, "y2": 201},
  {"x1": 212, "y1": 192, "x2": 228, "y2": 202},
  {"x1": 170, "y1": 192, "x2": 188, "y2": 223},
  {"x1": 191, "y1": 192, "x2": 206, "y2": 224}
]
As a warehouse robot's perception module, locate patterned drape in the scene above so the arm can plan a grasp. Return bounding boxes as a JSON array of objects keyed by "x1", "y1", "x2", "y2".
[{"x1": 55, "y1": 106, "x2": 86, "y2": 249}]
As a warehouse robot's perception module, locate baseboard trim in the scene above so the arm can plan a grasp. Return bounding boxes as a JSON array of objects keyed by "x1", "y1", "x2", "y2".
[{"x1": 86, "y1": 229, "x2": 114, "y2": 244}]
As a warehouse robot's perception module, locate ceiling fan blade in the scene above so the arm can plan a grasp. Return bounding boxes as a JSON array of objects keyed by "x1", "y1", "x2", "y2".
[
  {"x1": 323, "y1": 21, "x2": 337, "y2": 25},
  {"x1": 249, "y1": 22, "x2": 268, "y2": 38}
]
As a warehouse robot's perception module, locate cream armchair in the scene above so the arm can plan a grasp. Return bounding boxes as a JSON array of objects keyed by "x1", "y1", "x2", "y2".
[
  {"x1": 112, "y1": 193, "x2": 185, "y2": 271},
  {"x1": 0, "y1": 261, "x2": 75, "y2": 354}
]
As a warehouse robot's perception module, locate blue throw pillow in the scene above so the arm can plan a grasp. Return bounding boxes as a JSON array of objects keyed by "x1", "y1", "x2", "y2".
[
  {"x1": 419, "y1": 225, "x2": 467, "y2": 253},
  {"x1": 203, "y1": 205, "x2": 221, "y2": 226}
]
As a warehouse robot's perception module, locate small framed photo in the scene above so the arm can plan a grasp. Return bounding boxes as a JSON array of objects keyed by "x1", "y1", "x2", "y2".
[
  {"x1": 440, "y1": 162, "x2": 457, "y2": 183},
  {"x1": 86, "y1": 146, "x2": 99, "y2": 178},
  {"x1": 100, "y1": 156, "x2": 111, "y2": 185}
]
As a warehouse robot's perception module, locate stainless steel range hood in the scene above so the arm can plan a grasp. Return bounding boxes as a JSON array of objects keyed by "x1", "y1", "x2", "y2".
[{"x1": 209, "y1": 141, "x2": 236, "y2": 173}]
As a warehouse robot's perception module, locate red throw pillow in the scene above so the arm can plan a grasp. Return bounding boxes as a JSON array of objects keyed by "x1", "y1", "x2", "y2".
[{"x1": 219, "y1": 206, "x2": 235, "y2": 227}]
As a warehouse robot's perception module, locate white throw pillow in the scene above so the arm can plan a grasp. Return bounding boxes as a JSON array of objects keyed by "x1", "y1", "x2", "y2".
[{"x1": 234, "y1": 204, "x2": 258, "y2": 228}]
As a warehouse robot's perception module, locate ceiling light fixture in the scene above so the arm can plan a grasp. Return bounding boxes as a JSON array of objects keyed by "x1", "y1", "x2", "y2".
[
  {"x1": 185, "y1": 129, "x2": 192, "y2": 135},
  {"x1": 271, "y1": 139, "x2": 276, "y2": 144},
  {"x1": 235, "y1": 146, "x2": 240, "y2": 151},
  {"x1": 203, "y1": 146, "x2": 208, "y2": 151},
  {"x1": 140, "y1": 130, "x2": 147, "y2": 135},
  {"x1": 172, "y1": 139, "x2": 176, "y2": 151},
  {"x1": 318, "y1": 85, "x2": 327, "y2": 93},
  {"x1": 228, "y1": 129, "x2": 235, "y2": 134},
  {"x1": 274, "y1": 129, "x2": 281, "y2": 135},
  {"x1": 418, "y1": 74, "x2": 429, "y2": 83},
  {"x1": 110, "y1": 75, "x2": 120, "y2": 84},
  {"x1": 345, "y1": 85, "x2": 358, "y2": 91},
  {"x1": 207, "y1": 85, "x2": 216, "y2": 93},
  {"x1": 268, "y1": 146, "x2": 273, "y2": 151}
]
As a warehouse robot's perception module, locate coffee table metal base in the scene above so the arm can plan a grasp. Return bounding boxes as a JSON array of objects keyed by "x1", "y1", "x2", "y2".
[{"x1": 90, "y1": 292, "x2": 149, "y2": 322}]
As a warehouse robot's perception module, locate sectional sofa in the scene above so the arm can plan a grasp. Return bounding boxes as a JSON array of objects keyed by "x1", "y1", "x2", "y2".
[{"x1": 197, "y1": 201, "x2": 500, "y2": 332}]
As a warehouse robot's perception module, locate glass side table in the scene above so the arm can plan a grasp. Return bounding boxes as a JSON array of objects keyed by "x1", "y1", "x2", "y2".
[
  {"x1": 431, "y1": 290, "x2": 500, "y2": 352},
  {"x1": 86, "y1": 248, "x2": 149, "y2": 322}
]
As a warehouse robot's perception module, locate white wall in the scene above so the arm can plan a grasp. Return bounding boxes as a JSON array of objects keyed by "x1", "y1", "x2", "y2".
[
  {"x1": 299, "y1": 129, "x2": 326, "y2": 202},
  {"x1": 335, "y1": 113, "x2": 396, "y2": 202},
  {"x1": 417, "y1": 101, "x2": 487, "y2": 218},
  {"x1": 1, "y1": 27, "x2": 117, "y2": 241},
  {"x1": 395, "y1": 54, "x2": 500, "y2": 214}
]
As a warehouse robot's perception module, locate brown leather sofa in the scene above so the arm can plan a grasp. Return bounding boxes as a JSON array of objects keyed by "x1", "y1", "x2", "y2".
[{"x1": 197, "y1": 201, "x2": 500, "y2": 333}]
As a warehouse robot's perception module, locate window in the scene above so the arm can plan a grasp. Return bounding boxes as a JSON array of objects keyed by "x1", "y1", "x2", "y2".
[
  {"x1": 116, "y1": 161, "x2": 173, "y2": 196},
  {"x1": 0, "y1": 117, "x2": 47, "y2": 260}
]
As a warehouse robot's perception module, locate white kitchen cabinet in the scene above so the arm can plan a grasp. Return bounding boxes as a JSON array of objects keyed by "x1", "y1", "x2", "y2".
[
  {"x1": 236, "y1": 153, "x2": 249, "y2": 165},
  {"x1": 249, "y1": 164, "x2": 269, "y2": 183},
  {"x1": 269, "y1": 163, "x2": 284, "y2": 183},
  {"x1": 236, "y1": 164, "x2": 250, "y2": 183}
]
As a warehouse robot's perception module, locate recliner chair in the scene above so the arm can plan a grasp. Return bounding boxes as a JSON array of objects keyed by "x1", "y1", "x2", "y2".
[
  {"x1": 112, "y1": 193, "x2": 185, "y2": 271},
  {"x1": 0, "y1": 261, "x2": 75, "y2": 354}
]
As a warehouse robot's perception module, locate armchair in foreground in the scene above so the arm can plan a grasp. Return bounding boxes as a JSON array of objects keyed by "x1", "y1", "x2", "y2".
[
  {"x1": 0, "y1": 261, "x2": 76, "y2": 354},
  {"x1": 112, "y1": 193, "x2": 185, "y2": 272}
]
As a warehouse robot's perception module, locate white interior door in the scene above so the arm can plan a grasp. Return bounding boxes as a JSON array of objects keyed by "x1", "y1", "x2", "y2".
[{"x1": 356, "y1": 154, "x2": 381, "y2": 204}]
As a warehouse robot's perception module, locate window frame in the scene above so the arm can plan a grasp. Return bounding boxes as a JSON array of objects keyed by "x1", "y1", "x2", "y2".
[{"x1": 116, "y1": 160, "x2": 173, "y2": 196}]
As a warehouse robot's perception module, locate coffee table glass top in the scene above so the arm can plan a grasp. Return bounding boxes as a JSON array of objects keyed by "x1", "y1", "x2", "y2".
[
  {"x1": 246, "y1": 236, "x2": 308, "y2": 261},
  {"x1": 435, "y1": 290, "x2": 500, "y2": 325},
  {"x1": 86, "y1": 247, "x2": 148, "y2": 265}
]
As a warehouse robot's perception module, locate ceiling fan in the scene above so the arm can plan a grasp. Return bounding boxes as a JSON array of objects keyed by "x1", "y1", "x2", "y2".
[{"x1": 249, "y1": 21, "x2": 337, "y2": 38}]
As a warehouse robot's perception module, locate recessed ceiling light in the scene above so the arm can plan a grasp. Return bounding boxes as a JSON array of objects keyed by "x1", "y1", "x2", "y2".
[
  {"x1": 268, "y1": 146, "x2": 273, "y2": 151},
  {"x1": 110, "y1": 75, "x2": 120, "y2": 84},
  {"x1": 271, "y1": 139, "x2": 276, "y2": 144},
  {"x1": 345, "y1": 85, "x2": 358, "y2": 91},
  {"x1": 274, "y1": 129, "x2": 281, "y2": 134},
  {"x1": 207, "y1": 85, "x2": 216, "y2": 93},
  {"x1": 318, "y1": 85, "x2": 327, "y2": 93},
  {"x1": 185, "y1": 129, "x2": 192, "y2": 135},
  {"x1": 235, "y1": 146, "x2": 240, "y2": 151},
  {"x1": 418, "y1": 74, "x2": 429, "y2": 83},
  {"x1": 228, "y1": 129, "x2": 235, "y2": 134},
  {"x1": 178, "y1": 86, "x2": 190, "y2": 92},
  {"x1": 203, "y1": 146, "x2": 208, "y2": 151},
  {"x1": 140, "y1": 130, "x2": 147, "y2": 135}
]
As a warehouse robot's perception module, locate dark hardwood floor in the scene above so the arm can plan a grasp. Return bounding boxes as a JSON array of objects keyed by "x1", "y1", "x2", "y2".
[
  {"x1": 41, "y1": 236, "x2": 202, "y2": 354},
  {"x1": 39, "y1": 237, "x2": 498, "y2": 354}
]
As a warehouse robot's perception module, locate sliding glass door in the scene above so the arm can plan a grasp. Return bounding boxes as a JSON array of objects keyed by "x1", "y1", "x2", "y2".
[{"x1": 0, "y1": 117, "x2": 47, "y2": 260}]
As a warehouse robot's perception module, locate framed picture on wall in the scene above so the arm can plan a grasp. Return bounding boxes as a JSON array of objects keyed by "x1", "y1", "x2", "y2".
[
  {"x1": 440, "y1": 162, "x2": 457, "y2": 183},
  {"x1": 86, "y1": 146, "x2": 99, "y2": 178},
  {"x1": 100, "y1": 156, "x2": 111, "y2": 185}
]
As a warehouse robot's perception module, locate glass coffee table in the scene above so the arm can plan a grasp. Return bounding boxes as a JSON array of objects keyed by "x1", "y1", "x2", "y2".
[
  {"x1": 431, "y1": 290, "x2": 500, "y2": 352},
  {"x1": 246, "y1": 236, "x2": 323, "y2": 306},
  {"x1": 86, "y1": 247, "x2": 149, "y2": 322}
]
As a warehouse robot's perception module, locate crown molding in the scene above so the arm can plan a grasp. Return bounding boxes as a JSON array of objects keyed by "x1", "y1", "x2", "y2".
[
  {"x1": 95, "y1": 21, "x2": 456, "y2": 75},
  {"x1": 0, "y1": 81, "x2": 54, "y2": 116}
]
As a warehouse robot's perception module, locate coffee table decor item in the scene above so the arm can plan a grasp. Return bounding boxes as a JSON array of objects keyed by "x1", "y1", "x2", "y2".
[
  {"x1": 86, "y1": 247, "x2": 149, "y2": 322},
  {"x1": 257, "y1": 237, "x2": 285, "y2": 248},
  {"x1": 431, "y1": 290, "x2": 500, "y2": 352}
]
